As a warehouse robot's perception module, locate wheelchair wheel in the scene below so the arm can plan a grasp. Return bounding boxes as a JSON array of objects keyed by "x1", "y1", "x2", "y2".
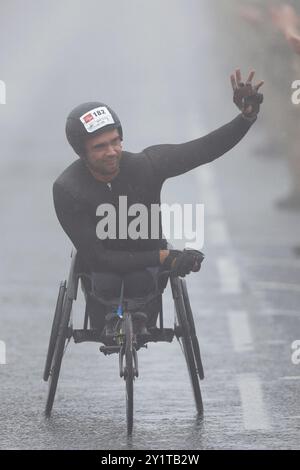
[
  {"x1": 43, "y1": 281, "x2": 66, "y2": 382},
  {"x1": 174, "y1": 278, "x2": 203, "y2": 414},
  {"x1": 181, "y1": 279, "x2": 204, "y2": 380},
  {"x1": 124, "y1": 313, "x2": 134, "y2": 435},
  {"x1": 45, "y1": 295, "x2": 73, "y2": 417}
]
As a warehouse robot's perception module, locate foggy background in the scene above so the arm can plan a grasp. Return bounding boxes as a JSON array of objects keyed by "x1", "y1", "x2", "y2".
[{"x1": 0, "y1": 0, "x2": 300, "y2": 450}]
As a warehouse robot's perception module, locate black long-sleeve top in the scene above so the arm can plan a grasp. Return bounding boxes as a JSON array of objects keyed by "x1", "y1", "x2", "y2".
[{"x1": 53, "y1": 114, "x2": 255, "y2": 273}]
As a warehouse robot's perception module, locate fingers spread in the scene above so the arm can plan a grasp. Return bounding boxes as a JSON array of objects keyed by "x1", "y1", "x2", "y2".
[
  {"x1": 246, "y1": 70, "x2": 255, "y2": 84},
  {"x1": 231, "y1": 74, "x2": 237, "y2": 90},
  {"x1": 236, "y1": 68, "x2": 242, "y2": 84},
  {"x1": 254, "y1": 80, "x2": 264, "y2": 91}
]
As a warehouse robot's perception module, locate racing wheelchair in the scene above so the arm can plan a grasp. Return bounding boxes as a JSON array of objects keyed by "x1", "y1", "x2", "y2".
[{"x1": 43, "y1": 249, "x2": 205, "y2": 435}]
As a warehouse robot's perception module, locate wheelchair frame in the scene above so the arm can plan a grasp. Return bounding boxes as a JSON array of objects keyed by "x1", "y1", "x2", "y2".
[{"x1": 43, "y1": 249, "x2": 205, "y2": 433}]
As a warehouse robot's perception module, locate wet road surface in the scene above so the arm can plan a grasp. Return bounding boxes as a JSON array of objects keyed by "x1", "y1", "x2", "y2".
[{"x1": 0, "y1": 0, "x2": 300, "y2": 450}]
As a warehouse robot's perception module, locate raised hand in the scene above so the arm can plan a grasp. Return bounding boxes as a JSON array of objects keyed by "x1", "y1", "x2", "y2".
[{"x1": 230, "y1": 69, "x2": 264, "y2": 119}]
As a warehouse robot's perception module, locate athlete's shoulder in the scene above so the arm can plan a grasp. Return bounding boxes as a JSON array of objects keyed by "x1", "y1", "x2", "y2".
[
  {"x1": 121, "y1": 149, "x2": 147, "y2": 162},
  {"x1": 120, "y1": 149, "x2": 154, "y2": 174},
  {"x1": 53, "y1": 159, "x2": 92, "y2": 200},
  {"x1": 54, "y1": 159, "x2": 87, "y2": 186}
]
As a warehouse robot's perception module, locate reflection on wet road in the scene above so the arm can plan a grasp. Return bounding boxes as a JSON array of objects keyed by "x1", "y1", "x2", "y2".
[{"x1": 0, "y1": 0, "x2": 300, "y2": 450}]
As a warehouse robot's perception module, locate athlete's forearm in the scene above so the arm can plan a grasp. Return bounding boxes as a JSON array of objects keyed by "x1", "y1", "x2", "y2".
[
  {"x1": 177, "y1": 113, "x2": 256, "y2": 170},
  {"x1": 95, "y1": 248, "x2": 160, "y2": 273},
  {"x1": 145, "y1": 114, "x2": 256, "y2": 181}
]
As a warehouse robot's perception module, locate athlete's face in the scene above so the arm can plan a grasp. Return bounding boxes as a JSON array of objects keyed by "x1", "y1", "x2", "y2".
[{"x1": 84, "y1": 129, "x2": 123, "y2": 179}]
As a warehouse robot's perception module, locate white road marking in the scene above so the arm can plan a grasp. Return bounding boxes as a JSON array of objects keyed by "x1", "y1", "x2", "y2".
[
  {"x1": 196, "y1": 167, "x2": 222, "y2": 217},
  {"x1": 192, "y1": 124, "x2": 272, "y2": 435},
  {"x1": 227, "y1": 311, "x2": 254, "y2": 352},
  {"x1": 259, "y1": 309, "x2": 300, "y2": 317},
  {"x1": 196, "y1": 165, "x2": 216, "y2": 186},
  {"x1": 250, "y1": 281, "x2": 300, "y2": 293},
  {"x1": 203, "y1": 190, "x2": 222, "y2": 217},
  {"x1": 208, "y1": 219, "x2": 230, "y2": 246},
  {"x1": 243, "y1": 257, "x2": 300, "y2": 268},
  {"x1": 237, "y1": 374, "x2": 270, "y2": 430},
  {"x1": 196, "y1": 166, "x2": 230, "y2": 244},
  {"x1": 280, "y1": 376, "x2": 300, "y2": 380},
  {"x1": 217, "y1": 257, "x2": 242, "y2": 294}
]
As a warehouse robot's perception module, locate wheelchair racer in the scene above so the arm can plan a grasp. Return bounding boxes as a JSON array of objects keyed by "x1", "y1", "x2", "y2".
[{"x1": 53, "y1": 69, "x2": 264, "y2": 333}]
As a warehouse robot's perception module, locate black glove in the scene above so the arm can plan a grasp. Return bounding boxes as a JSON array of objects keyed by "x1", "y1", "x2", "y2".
[
  {"x1": 231, "y1": 70, "x2": 264, "y2": 120},
  {"x1": 243, "y1": 91, "x2": 264, "y2": 119},
  {"x1": 163, "y1": 249, "x2": 205, "y2": 277},
  {"x1": 233, "y1": 83, "x2": 263, "y2": 120}
]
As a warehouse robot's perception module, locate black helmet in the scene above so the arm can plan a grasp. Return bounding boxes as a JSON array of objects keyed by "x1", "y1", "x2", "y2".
[{"x1": 65, "y1": 101, "x2": 123, "y2": 157}]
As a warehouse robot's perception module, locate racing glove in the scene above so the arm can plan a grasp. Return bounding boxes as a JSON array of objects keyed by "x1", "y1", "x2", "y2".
[
  {"x1": 233, "y1": 83, "x2": 264, "y2": 120},
  {"x1": 163, "y1": 249, "x2": 205, "y2": 277}
]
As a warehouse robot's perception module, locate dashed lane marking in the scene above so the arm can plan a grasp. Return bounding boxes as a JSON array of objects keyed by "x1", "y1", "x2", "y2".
[
  {"x1": 258, "y1": 309, "x2": 300, "y2": 317},
  {"x1": 217, "y1": 257, "x2": 242, "y2": 294},
  {"x1": 195, "y1": 148, "x2": 272, "y2": 434},
  {"x1": 280, "y1": 376, "x2": 300, "y2": 380},
  {"x1": 227, "y1": 311, "x2": 254, "y2": 352},
  {"x1": 237, "y1": 374, "x2": 271, "y2": 431},
  {"x1": 196, "y1": 167, "x2": 222, "y2": 217},
  {"x1": 243, "y1": 257, "x2": 300, "y2": 268},
  {"x1": 250, "y1": 281, "x2": 300, "y2": 293},
  {"x1": 208, "y1": 219, "x2": 230, "y2": 246}
]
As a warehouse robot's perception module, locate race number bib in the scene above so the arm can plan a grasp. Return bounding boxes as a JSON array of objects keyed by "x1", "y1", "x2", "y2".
[{"x1": 80, "y1": 106, "x2": 115, "y2": 133}]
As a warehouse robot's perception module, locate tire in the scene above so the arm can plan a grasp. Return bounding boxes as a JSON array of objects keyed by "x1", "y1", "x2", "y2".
[
  {"x1": 175, "y1": 279, "x2": 203, "y2": 414},
  {"x1": 45, "y1": 295, "x2": 72, "y2": 417},
  {"x1": 181, "y1": 279, "x2": 204, "y2": 380},
  {"x1": 124, "y1": 314, "x2": 134, "y2": 435},
  {"x1": 43, "y1": 281, "x2": 66, "y2": 382}
]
